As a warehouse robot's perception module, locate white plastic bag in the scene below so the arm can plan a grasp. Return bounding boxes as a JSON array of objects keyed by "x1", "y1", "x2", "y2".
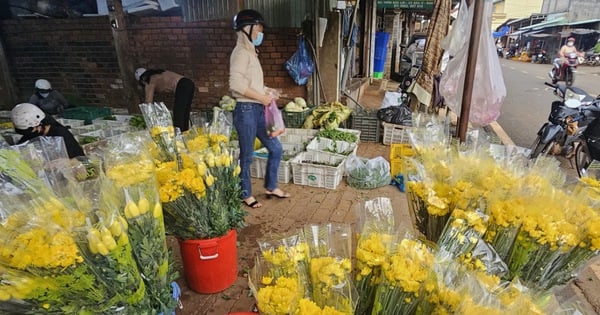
[
  {"x1": 345, "y1": 155, "x2": 390, "y2": 189},
  {"x1": 381, "y1": 91, "x2": 404, "y2": 108},
  {"x1": 439, "y1": 0, "x2": 506, "y2": 127}
]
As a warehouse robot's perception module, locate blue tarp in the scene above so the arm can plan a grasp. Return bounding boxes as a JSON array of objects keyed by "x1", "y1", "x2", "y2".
[{"x1": 492, "y1": 26, "x2": 510, "y2": 38}]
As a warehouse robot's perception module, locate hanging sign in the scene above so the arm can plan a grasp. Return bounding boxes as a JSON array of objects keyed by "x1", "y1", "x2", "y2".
[{"x1": 377, "y1": 0, "x2": 434, "y2": 10}]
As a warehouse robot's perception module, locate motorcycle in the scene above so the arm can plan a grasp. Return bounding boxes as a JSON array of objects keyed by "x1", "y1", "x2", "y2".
[
  {"x1": 534, "y1": 50, "x2": 549, "y2": 64},
  {"x1": 396, "y1": 55, "x2": 421, "y2": 106},
  {"x1": 584, "y1": 51, "x2": 600, "y2": 66},
  {"x1": 549, "y1": 52, "x2": 580, "y2": 86},
  {"x1": 529, "y1": 83, "x2": 600, "y2": 160}
]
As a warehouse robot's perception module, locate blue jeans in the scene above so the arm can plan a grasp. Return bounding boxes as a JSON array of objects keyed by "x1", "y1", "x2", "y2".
[{"x1": 233, "y1": 102, "x2": 283, "y2": 199}]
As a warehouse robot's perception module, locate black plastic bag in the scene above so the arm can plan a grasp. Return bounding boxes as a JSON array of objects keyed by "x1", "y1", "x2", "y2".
[
  {"x1": 377, "y1": 105, "x2": 412, "y2": 125},
  {"x1": 284, "y1": 36, "x2": 315, "y2": 85}
]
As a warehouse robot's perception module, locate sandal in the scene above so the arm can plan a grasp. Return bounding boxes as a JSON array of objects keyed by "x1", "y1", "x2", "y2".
[
  {"x1": 243, "y1": 197, "x2": 262, "y2": 208},
  {"x1": 265, "y1": 188, "x2": 291, "y2": 199}
]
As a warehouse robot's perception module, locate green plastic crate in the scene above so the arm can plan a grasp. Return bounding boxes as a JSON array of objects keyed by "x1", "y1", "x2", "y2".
[
  {"x1": 63, "y1": 106, "x2": 112, "y2": 125},
  {"x1": 282, "y1": 108, "x2": 313, "y2": 129}
]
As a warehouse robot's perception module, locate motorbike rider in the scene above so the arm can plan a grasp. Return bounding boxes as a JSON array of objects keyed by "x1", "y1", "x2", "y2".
[
  {"x1": 550, "y1": 37, "x2": 583, "y2": 79},
  {"x1": 28, "y1": 79, "x2": 70, "y2": 117},
  {"x1": 11, "y1": 102, "x2": 85, "y2": 159}
]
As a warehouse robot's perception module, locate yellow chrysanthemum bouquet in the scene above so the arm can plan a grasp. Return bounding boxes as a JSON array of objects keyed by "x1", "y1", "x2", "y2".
[
  {"x1": 0, "y1": 149, "x2": 142, "y2": 313},
  {"x1": 250, "y1": 232, "x2": 311, "y2": 314},
  {"x1": 139, "y1": 102, "x2": 245, "y2": 240},
  {"x1": 104, "y1": 131, "x2": 179, "y2": 314},
  {"x1": 437, "y1": 208, "x2": 488, "y2": 259},
  {"x1": 371, "y1": 237, "x2": 435, "y2": 315},
  {"x1": 354, "y1": 197, "x2": 396, "y2": 315},
  {"x1": 304, "y1": 223, "x2": 357, "y2": 314}
]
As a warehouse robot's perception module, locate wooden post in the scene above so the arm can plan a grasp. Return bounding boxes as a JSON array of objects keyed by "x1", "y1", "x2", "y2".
[
  {"x1": 0, "y1": 36, "x2": 18, "y2": 108},
  {"x1": 457, "y1": 0, "x2": 484, "y2": 143},
  {"x1": 106, "y1": 0, "x2": 139, "y2": 113}
]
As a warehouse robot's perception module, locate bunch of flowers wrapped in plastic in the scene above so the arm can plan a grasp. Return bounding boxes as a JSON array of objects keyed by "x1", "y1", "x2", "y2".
[
  {"x1": 354, "y1": 197, "x2": 396, "y2": 315},
  {"x1": 140, "y1": 103, "x2": 245, "y2": 240},
  {"x1": 104, "y1": 131, "x2": 180, "y2": 314},
  {"x1": 0, "y1": 149, "x2": 145, "y2": 314},
  {"x1": 250, "y1": 232, "x2": 310, "y2": 314},
  {"x1": 304, "y1": 223, "x2": 357, "y2": 314},
  {"x1": 371, "y1": 237, "x2": 435, "y2": 315},
  {"x1": 405, "y1": 123, "x2": 600, "y2": 290}
]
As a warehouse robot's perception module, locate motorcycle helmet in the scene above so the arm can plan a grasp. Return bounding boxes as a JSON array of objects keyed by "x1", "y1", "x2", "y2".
[
  {"x1": 34, "y1": 79, "x2": 52, "y2": 93},
  {"x1": 567, "y1": 37, "x2": 576, "y2": 42},
  {"x1": 233, "y1": 9, "x2": 265, "y2": 31},
  {"x1": 135, "y1": 68, "x2": 146, "y2": 82},
  {"x1": 11, "y1": 103, "x2": 46, "y2": 130}
]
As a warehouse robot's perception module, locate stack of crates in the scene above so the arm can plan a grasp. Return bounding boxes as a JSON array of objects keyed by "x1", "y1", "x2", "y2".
[{"x1": 349, "y1": 108, "x2": 380, "y2": 142}]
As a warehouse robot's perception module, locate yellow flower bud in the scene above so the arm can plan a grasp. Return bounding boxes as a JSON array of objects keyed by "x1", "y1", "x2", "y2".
[
  {"x1": 110, "y1": 220, "x2": 122, "y2": 237},
  {"x1": 215, "y1": 155, "x2": 223, "y2": 167},
  {"x1": 102, "y1": 234, "x2": 117, "y2": 251},
  {"x1": 207, "y1": 157, "x2": 215, "y2": 168},
  {"x1": 96, "y1": 242, "x2": 109, "y2": 256},
  {"x1": 197, "y1": 162, "x2": 208, "y2": 176},
  {"x1": 138, "y1": 198, "x2": 150, "y2": 214},
  {"x1": 233, "y1": 165, "x2": 241, "y2": 177},
  {"x1": 205, "y1": 174, "x2": 215, "y2": 187},
  {"x1": 119, "y1": 216, "x2": 128, "y2": 230},
  {"x1": 0, "y1": 290, "x2": 11, "y2": 301},
  {"x1": 125, "y1": 200, "x2": 140, "y2": 218},
  {"x1": 99, "y1": 226, "x2": 111, "y2": 239},
  {"x1": 153, "y1": 202, "x2": 163, "y2": 219}
]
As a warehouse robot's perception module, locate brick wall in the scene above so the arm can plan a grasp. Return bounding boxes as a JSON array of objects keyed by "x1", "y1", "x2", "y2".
[{"x1": 0, "y1": 16, "x2": 306, "y2": 112}]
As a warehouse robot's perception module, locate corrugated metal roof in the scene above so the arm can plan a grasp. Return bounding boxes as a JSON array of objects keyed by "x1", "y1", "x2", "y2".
[{"x1": 180, "y1": 0, "x2": 315, "y2": 27}]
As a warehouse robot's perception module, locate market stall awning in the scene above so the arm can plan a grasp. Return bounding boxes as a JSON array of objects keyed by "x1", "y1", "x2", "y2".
[
  {"x1": 508, "y1": 29, "x2": 527, "y2": 38},
  {"x1": 568, "y1": 19, "x2": 600, "y2": 26},
  {"x1": 519, "y1": 18, "x2": 567, "y2": 31}
]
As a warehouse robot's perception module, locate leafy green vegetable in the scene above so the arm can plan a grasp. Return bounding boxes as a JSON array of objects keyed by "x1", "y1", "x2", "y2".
[{"x1": 315, "y1": 129, "x2": 357, "y2": 143}]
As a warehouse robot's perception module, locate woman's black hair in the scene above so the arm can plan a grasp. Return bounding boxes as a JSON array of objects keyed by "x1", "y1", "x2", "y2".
[{"x1": 138, "y1": 69, "x2": 166, "y2": 86}]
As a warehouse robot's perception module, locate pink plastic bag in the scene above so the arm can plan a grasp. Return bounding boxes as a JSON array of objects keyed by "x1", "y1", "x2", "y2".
[{"x1": 265, "y1": 100, "x2": 285, "y2": 137}]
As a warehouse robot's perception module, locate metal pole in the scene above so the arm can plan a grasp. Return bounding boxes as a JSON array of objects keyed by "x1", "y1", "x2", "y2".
[{"x1": 458, "y1": 0, "x2": 485, "y2": 143}]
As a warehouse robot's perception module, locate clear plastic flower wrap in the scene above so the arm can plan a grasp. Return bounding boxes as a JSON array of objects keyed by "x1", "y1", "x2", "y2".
[
  {"x1": 249, "y1": 255, "x2": 304, "y2": 315},
  {"x1": 372, "y1": 236, "x2": 435, "y2": 315},
  {"x1": 303, "y1": 223, "x2": 357, "y2": 314},
  {"x1": 353, "y1": 197, "x2": 397, "y2": 315},
  {"x1": 139, "y1": 102, "x2": 177, "y2": 161},
  {"x1": 0, "y1": 149, "x2": 136, "y2": 314},
  {"x1": 104, "y1": 131, "x2": 179, "y2": 314},
  {"x1": 437, "y1": 208, "x2": 489, "y2": 259}
]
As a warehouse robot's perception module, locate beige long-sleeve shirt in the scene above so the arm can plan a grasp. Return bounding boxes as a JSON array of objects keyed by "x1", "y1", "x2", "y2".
[{"x1": 229, "y1": 33, "x2": 266, "y2": 104}]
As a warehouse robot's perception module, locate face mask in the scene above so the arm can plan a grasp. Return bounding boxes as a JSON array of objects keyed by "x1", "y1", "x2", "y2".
[
  {"x1": 252, "y1": 32, "x2": 264, "y2": 46},
  {"x1": 40, "y1": 92, "x2": 50, "y2": 98},
  {"x1": 567, "y1": 42, "x2": 574, "y2": 47}
]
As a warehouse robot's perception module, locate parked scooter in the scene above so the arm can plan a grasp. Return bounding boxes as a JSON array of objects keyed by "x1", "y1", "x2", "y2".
[
  {"x1": 549, "y1": 52, "x2": 580, "y2": 86},
  {"x1": 534, "y1": 49, "x2": 549, "y2": 64},
  {"x1": 572, "y1": 93, "x2": 600, "y2": 177},
  {"x1": 396, "y1": 55, "x2": 421, "y2": 105},
  {"x1": 529, "y1": 83, "x2": 600, "y2": 160},
  {"x1": 584, "y1": 51, "x2": 600, "y2": 66}
]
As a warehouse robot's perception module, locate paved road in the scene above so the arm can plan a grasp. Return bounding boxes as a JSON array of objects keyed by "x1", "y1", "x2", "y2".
[{"x1": 496, "y1": 59, "x2": 600, "y2": 148}]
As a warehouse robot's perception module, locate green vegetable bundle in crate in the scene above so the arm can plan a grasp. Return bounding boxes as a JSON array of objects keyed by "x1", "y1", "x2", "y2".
[{"x1": 302, "y1": 101, "x2": 352, "y2": 130}]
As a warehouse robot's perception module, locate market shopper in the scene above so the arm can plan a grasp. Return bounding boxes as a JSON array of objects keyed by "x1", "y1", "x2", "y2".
[
  {"x1": 11, "y1": 102, "x2": 85, "y2": 158},
  {"x1": 135, "y1": 68, "x2": 195, "y2": 132},
  {"x1": 229, "y1": 9, "x2": 290, "y2": 209},
  {"x1": 29, "y1": 79, "x2": 70, "y2": 116}
]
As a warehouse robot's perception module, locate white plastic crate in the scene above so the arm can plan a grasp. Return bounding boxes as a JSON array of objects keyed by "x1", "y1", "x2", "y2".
[
  {"x1": 334, "y1": 128, "x2": 361, "y2": 143},
  {"x1": 76, "y1": 129, "x2": 106, "y2": 143},
  {"x1": 306, "y1": 137, "x2": 358, "y2": 156},
  {"x1": 290, "y1": 151, "x2": 346, "y2": 190},
  {"x1": 278, "y1": 128, "x2": 318, "y2": 147},
  {"x1": 70, "y1": 124, "x2": 101, "y2": 135},
  {"x1": 382, "y1": 122, "x2": 412, "y2": 145},
  {"x1": 56, "y1": 118, "x2": 85, "y2": 128},
  {"x1": 250, "y1": 148, "x2": 296, "y2": 183}
]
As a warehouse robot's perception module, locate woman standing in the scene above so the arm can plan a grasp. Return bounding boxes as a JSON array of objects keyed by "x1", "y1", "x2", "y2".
[{"x1": 229, "y1": 9, "x2": 290, "y2": 208}]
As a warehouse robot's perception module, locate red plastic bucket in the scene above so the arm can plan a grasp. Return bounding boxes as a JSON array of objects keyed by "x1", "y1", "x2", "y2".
[{"x1": 179, "y1": 229, "x2": 238, "y2": 294}]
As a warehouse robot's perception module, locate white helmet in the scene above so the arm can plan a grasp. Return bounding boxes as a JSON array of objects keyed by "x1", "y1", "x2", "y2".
[
  {"x1": 34, "y1": 79, "x2": 51, "y2": 91},
  {"x1": 135, "y1": 68, "x2": 146, "y2": 81},
  {"x1": 11, "y1": 103, "x2": 46, "y2": 130}
]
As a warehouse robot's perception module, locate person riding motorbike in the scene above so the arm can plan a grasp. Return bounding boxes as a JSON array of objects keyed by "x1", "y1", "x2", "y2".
[
  {"x1": 28, "y1": 79, "x2": 70, "y2": 117},
  {"x1": 550, "y1": 37, "x2": 583, "y2": 79}
]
